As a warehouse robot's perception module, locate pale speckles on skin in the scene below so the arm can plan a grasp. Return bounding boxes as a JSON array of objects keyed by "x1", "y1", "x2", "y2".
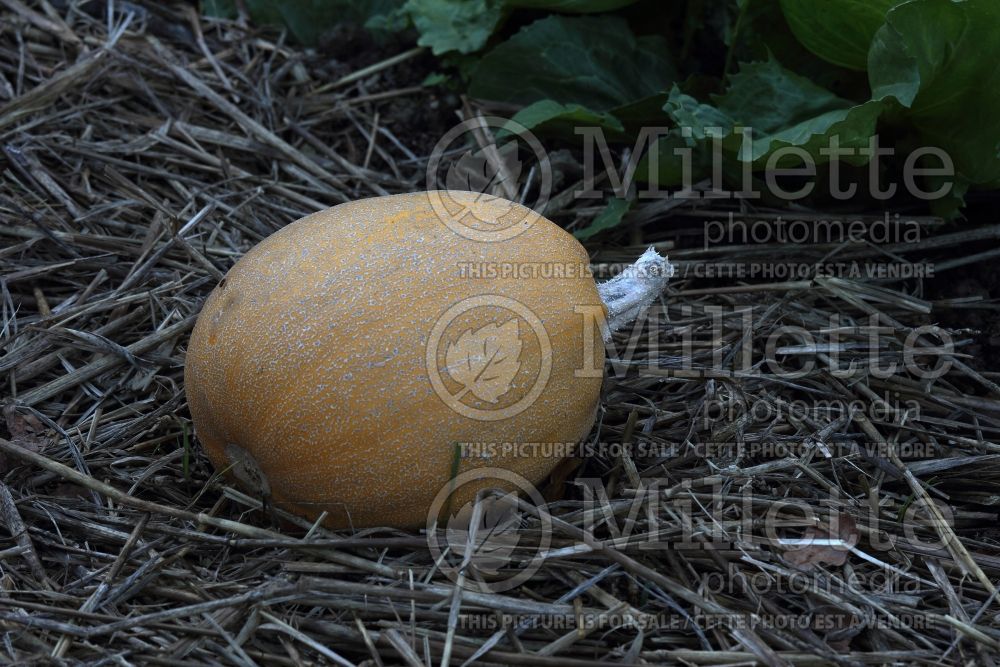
[
  {"x1": 368, "y1": 347, "x2": 400, "y2": 368},
  {"x1": 184, "y1": 191, "x2": 604, "y2": 529}
]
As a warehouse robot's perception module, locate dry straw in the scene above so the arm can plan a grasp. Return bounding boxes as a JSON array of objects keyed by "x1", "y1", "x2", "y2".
[{"x1": 1, "y1": 2, "x2": 999, "y2": 665}]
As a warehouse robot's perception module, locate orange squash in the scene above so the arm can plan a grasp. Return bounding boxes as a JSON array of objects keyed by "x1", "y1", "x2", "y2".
[{"x1": 185, "y1": 191, "x2": 617, "y2": 529}]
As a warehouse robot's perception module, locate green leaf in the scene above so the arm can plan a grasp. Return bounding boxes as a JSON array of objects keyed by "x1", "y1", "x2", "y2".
[
  {"x1": 469, "y1": 15, "x2": 676, "y2": 111},
  {"x1": 721, "y1": 0, "x2": 864, "y2": 94},
  {"x1": 664, "y1": 86, "x2": 734, "y2": 140},
  {"x1": 779, "y1": 0, "x2": 902, "y2": 71},
  {"x1": 405, "y1": 0, "x2": 506, "y2": 54},
  {"x1": 505, "y1": 0, "x2": 640, "y2": 11},
  {"x1": 869, "y1": 0, "x2": 1000, "y2": 201},
  {"x1": 421, "y1": 72, "x2": 449, "y2": 87},
  {"x1": 506, "y1": 100, "x2": 624, "y2": 138},
  {"x1": 927, "y1": 179, "x2": 969, "y2": 220},
  {"x1": 746, "y1": 102, "x2": 885, "y2": 166},
  {"x1": 608, "y1": 93, "x2": 670, "y2": 130},
  {"x1": 635, "y1": 129, "x2": 713, "y2": 188},
  {"x1": 365, "y1": 4, "x2": 410, "y2": 33},
  {"x1": 644, "y1": 60, "x2": 887, "y2": 189},
  {"x1": 716, "y1": 59, "x2": 851, "y2": 134},
  {"x1": 574, "y1": 197, "x2": 633, "y2": 240},
  {"x1": 202, "y1": 0, "x2": 236, "y2": 19},
  {"x1": 709, "y1": 59, "x2": 884, "y2": 166}
]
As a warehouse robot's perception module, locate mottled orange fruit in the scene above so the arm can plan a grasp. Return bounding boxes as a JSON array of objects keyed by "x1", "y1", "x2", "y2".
[{"x1": 185, "y1": 191, "x2": 605, "y2": 529}]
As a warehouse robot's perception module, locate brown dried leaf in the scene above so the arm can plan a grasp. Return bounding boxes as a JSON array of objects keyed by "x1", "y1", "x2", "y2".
[
  {"x1": 784, "y1": 513, "x2": 859, "y2": 571},
  {"x1": 1, "y1": 405, "x2": 50, "y2": 475},
  {"x1": 3, "y1": 404, "x2": 46, "y2": 447}
]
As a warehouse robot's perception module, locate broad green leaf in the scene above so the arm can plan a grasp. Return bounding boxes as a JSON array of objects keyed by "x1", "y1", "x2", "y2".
[
  {"x1": 723, "y1": 0, "x2": 859, "y2": 91},
  {"x1": 738, "y1": 101, "x2": 885, "y2": 167},
  {"x1": 405, "y1": 0, "x2": 506, "y2": 54},
  {"x1": 646, "y1": 60, "x2": 886, "y2": 189},
  {"x1": 506, "y1": 100, "x2": 624, "y2": 137},
  {"x1": 364, "y1": 4, "x2": 410, "y2": 32},
  {"x1": 779, "y1": 0, "x2": 902, "y2": 71},
  {"x1": 505, "y1": 0, "x2": 639, "y2": 11},
  {"x1": 202, "y1": 0, "x2": 235, "y2": 18},
  {"x1": 503, "y1": 96, "x2": 669, "y2": 149},
  {"x1": 469, "y1": 15, "x2": 676, "y2": 111},
  {"x1": 635, "y1": 130, "x2": 713, "y2": 188},
  {"x1": 715, "y1": 59, "x2": 850, "y2": 133},
  {"x1": 925, "y1": 179, "x2": 969, "y2": 220},
  {"x1": 664, "y1": 86, "x2": 734, "y2": 140},
  {"x1": 609, "y1": 93, "x2": 670, "y2": 130},
  {"x1": 869, "y1": 0, "x2": 1000, "y2": 211},
  {"x1": 710, "y1": 59, "x2": 884, "y2": 165},
  {"x1": 421, "y1": 72, "x2": 449, "y2": 87},
  {"x1": 574, "y1": 197, "x2": 633, "y2": 240}
]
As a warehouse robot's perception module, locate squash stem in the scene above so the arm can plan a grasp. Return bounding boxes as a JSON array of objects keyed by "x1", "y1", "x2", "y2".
[{"x1": 596, "y1": 247, "x2": 673, "y2": 342}]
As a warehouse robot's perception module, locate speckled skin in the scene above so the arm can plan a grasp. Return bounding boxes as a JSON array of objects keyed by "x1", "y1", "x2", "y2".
[{"x1": 184, "y1": 191, "x2": 605, "y2": 529}]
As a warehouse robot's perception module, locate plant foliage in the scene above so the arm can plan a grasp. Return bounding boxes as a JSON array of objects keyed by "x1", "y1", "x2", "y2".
[{"x1": 204, "y1": 0, "x2": 1000, "y2": 219}]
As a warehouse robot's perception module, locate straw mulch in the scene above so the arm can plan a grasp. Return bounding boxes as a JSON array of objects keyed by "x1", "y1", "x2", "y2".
[{"x1": 2, "y1": 3, "x2": 999, "y2": 665}]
